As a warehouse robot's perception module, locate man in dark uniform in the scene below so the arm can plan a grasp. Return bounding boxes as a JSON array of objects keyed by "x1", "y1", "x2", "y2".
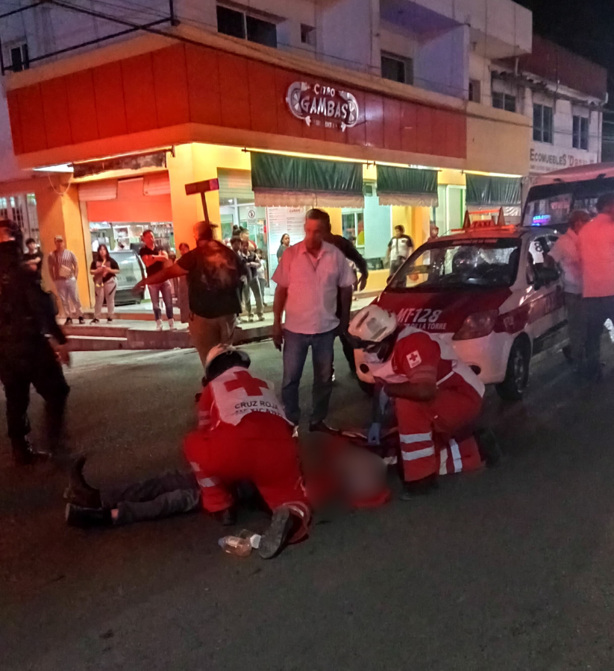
[
  {"x1": 310, "y1": 208, "x2": 369, "y2": 375},
  {"x1": 0, "y1": 219, "x2": 71, "y2": 465}
]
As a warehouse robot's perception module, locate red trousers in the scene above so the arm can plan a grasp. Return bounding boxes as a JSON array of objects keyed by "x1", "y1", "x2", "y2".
[
  {"x1": 183, "y1": 414, "x2": 311, "y2": 542},
  {"x1": 396, "y1": 384, "x2": 483, "y2": 483}
]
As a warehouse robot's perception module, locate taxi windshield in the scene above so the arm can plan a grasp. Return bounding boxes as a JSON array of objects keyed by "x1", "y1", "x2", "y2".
[{"x1": 388, "y1": 238, "x2": 521, "y2": 291}]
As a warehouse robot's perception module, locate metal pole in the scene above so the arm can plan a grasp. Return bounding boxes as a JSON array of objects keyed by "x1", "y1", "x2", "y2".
[
  {"x1": 169, "y1": 0, "x2": 178, "y2": 27},
  {"x1": 201, "y1": 192, "x2": 209, "y2": 224}
]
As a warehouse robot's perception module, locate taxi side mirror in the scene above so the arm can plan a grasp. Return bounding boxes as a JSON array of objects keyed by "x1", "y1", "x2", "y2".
[{"x1": 533, "y1": 265, "x2": 559, "y2": 290}]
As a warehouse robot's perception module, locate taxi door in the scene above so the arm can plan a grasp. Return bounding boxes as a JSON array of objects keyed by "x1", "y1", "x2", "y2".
[{"x1": 523, "y1": 233, "x2": 565, "y2": 343}]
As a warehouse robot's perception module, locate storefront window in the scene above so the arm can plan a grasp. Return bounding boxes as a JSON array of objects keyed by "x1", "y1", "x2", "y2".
[
  {"x1": 89, "y1": 222, "x2": 174, "y2": 252},
  {"x1": 0, "y1": 193, "x2": 39, "y2": 242}
]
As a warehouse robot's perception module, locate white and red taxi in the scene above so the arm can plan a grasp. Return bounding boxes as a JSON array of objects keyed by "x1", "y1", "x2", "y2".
[{"x1": 356, "y1": 224, "x2": 565, "y2": 400}]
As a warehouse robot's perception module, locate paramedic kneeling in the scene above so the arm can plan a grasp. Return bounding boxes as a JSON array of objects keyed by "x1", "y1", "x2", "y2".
[
  {"x1": 348, "y1": 305, "x2": 499, "y2": 499},
  {"x1": 183, "y1": 345, "x2": 311, "y2": 559}
]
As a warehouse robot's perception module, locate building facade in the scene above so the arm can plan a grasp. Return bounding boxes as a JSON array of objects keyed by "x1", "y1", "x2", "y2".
[{"x1": 0, "y1": 0, "x2": 534, "y2": 306}]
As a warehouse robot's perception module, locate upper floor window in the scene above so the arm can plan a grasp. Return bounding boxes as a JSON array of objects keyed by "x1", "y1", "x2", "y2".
[
  {"x1": 468, "y1": 79, "x2": 481, "y2": 103},
  {"x1": 301, "y1": 24, "x2": 316, "y2": 47},
  {"x1": 534, "y1": 103, "x2": 554, "y2": 143},
  {"x1": 6, "y1": 42, "x2": 29, "y2": 73},
  {"x1": 492, "y1": 91, "x2": 516, "y2": 113},
  {"x1": 217, "y1": 5, "x2": 277, "y2": 48},
  {"x1": 573, "y1": 115, "x2": 589, "y2": 150},
  {"x1": 381, "y1": 52, "x2": 413, "y2": 86}
]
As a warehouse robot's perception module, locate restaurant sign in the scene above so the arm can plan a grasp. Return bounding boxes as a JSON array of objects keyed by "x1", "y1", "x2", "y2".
[{"x1": 286, "y1": 82, "x2": 359, "y2": 132}]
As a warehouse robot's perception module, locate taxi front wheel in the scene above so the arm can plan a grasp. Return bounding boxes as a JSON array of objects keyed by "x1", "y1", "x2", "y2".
[{"x1": 496, "y1": 338, "x2": 531, "y2": 401}]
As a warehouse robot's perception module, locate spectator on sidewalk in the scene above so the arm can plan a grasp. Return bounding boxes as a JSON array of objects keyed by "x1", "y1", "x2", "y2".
[
  {"x1": 272, "y1": 210, "x2": 355, "y2": 432},
  {"x1": 256, "y1": 249, "x2": 268, "y2": 307},
  {"x1": 48, "y1": 235, "x2": 85, "y2": 325},
  {"x1": 578, "y1": 193, "x2": 614, "y2": 381},
  {"x1": 23, "y1": 238, "x2": 43, "y2": 282},
  {"x1": 385, "y1": 225, "x2": 414, "y2": 277},
  {"x1": 135, "y1": 222, "x2": 242, "y2": 368},
  {"x1": 546, "y1": 210, "x2": 590, "y2": 370},
  {"x1": 90, "y1": 244, "x2": 120, "y2": 324},
  {"x1": 277, "y1": 233, "x2": 290, "y2": 262},
  {"x1": 240, "y1": 238, "x2": 264, "y2": 322},
  {"x1": 138, "y1": 230, "x2": 174, "y2": 331}
]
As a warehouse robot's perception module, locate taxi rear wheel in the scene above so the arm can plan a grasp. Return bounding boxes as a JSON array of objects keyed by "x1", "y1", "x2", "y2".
[{"x1": 496, "y1": 338, "x2": 530, "y2": 401}]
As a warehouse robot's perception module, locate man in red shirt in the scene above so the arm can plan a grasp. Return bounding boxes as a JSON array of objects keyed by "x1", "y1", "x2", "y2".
[
  {"x1": 349, "y1": 305, "x2": 498, "y2": 497},
  {"x1": 184, "y1": 345, "x2": 312, "y2": 558}
]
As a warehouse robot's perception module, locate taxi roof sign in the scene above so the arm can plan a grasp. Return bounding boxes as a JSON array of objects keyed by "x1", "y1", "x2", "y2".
[{"x1": 463, "y1": 207, "x2": 507, "y2": 231}]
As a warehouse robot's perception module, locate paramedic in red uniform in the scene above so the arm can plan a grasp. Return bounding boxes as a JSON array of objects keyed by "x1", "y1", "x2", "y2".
[
  {"x1": 184, "y1": 345, "x2": 311, "y2": 559},
  {"x1": 349, "y1": 305, "x2": 499, "y2": 498}
]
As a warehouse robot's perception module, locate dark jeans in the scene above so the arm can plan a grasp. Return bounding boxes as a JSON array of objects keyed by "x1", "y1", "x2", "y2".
[
  {"x1": 0, "y1": 342, "x2": 70, "y2": 453},
  {"x1": 338, "y1": 331, "x2": 357, "y2": 374},
  {"x1": 584, "y1": 296, "x2": 614, "y2": 377},
  {"x1": 282, "y1": 328, "x2": 336, "y2": 426},
  {"x1": 242, "y1": 278, "x2": 263, "y2": 318},
  {"x1": 103, "y1": 470, "x2": 201, "y2": 525}
]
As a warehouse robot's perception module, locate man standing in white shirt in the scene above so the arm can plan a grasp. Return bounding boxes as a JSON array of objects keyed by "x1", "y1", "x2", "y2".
[
  {"x1": 272, "y1": 209, "x2": 355, "y2": 431},
  {"x1": 48, "y1": 235, "x2": 84, "y2": 325},
  {"x1": 547, "y1": 209, "x2": 590, "y2": 369},
  {"x1": 578, "y1": 194, "x2": 614, "y2": 380},
  {"x1": 385, "y1": 225, "x2": 414, "y2": 277}
]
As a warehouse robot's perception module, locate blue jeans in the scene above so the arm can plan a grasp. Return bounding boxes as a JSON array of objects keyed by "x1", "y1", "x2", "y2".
[
  {"x1": 282, "y1": 328, "x2": 336, "y2": 426},
  {"x1": 148, "y1": 281, "x2": 174, "y2": 321}
]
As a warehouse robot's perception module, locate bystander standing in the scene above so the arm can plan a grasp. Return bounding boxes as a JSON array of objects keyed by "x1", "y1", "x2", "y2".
[
  {"x1": 272, "y1": 211, "x2": 355, "y2": 431},
  {"x1": 240, "y1": 238, "x2": 264, "y2": 322},
  {"x1": 135, "y1": 222, "x2": 242, "y2": 367},
  {"x1": 23, "y1": 238, "x2": 43, "y2": 282},
  {"x1": 90, "y1": 244, "x2": 120, "y2": 324},
  {"x1": 547, "y1": 210, "x2": 590, "y2": 370},
  {"x1": 385, "y1": 225, "x2": 414, "y2": 277},
  {"x1": 578, "y1": 193, "x2": 614, "y2": 381},
  {"x1": 277, "y1": 233, "x2": 290, "y2": 261},
  {"x1": 139, "y1": 230, "x2": 174, "y2": 331},
  {"x1": 48, "y1": 235, "x2": 85, "y2": 325}
]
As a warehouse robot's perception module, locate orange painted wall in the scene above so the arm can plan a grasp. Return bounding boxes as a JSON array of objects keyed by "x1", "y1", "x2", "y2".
[
  {"x1": 85, "y1": 178, "x2": 172, "y2": 222},
  {"x1": 7, "y1": 43, "x2": 467, "y2": 162}
]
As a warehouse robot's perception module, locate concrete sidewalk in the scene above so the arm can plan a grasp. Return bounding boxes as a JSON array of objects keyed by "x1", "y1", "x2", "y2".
[{"x1": 65, "y1": 293, "x2": 377, "y2": 351}]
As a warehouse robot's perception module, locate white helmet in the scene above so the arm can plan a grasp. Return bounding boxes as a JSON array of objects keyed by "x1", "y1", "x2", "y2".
[
  {"x1": 348, "y1": 305, "x2": 397, "y2": 343},
  {"x1": 204, "y1": 344, "x2": 250, "y2": 380}
]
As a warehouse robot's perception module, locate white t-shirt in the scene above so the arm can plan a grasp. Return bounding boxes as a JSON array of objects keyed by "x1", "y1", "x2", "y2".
[
  {"x1": 549, "y1": 229, "x2": 582, "y2": 294},
  {"x1": 388, "y1": 235, "x2": 413, "y2": 262},
  {"x1": 272, "y1": 240, "x2": 356, "y2": 334}
]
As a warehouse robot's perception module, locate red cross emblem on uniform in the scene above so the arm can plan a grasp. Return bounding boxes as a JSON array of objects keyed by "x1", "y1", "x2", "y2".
[
  {"x1": 224, "y1": 370, "x2": 269, "y2": 396},
  {"x1": 407, "y1": 350, "x2": 422, "y2": 369}
]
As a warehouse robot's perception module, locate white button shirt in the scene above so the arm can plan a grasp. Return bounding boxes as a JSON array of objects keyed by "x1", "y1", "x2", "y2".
[
  {"x1": 549, "y1": 229, "x2": 582, "y2": 295},
  {"x1": 272, "y1": 240, "x2": 356, "y2": 335}
]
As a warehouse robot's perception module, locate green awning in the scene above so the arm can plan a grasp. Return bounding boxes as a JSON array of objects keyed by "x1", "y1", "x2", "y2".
[
  {"x1": 376, "y1": 165, "x2": 438, "y2": 207},
  {"x1": 251, "y1": 152, "x2": 364, "y2": 208},
  {"x1": 466, "y1": 174, "x2": 521, "y2": 206}
]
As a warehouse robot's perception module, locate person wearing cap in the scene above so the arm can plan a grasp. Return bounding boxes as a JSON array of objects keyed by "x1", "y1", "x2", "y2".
[
  {"x1": 348, "y1": 305, "x2": 499, "y2": 498},
  {"x1": 184, "y1": 344, "x2": 312, "y2": 558},
  {"x1": 0, "y1": 220, "x2": 71, "y2": 464},
  {"x1": 47, "y1": 235, "x2": 84, "y2": 325},
  {"x1": 135, "y1": 221, "x2": 243, "y2": 367}
]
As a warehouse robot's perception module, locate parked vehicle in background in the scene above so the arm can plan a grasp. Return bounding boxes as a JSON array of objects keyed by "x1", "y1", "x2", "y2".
[
  {"x1": 523, "y1": 162, "x2": 614, "y2": 229},
  {"x1": 355, "y1": 224, "x2": 564, "y2": 400}
]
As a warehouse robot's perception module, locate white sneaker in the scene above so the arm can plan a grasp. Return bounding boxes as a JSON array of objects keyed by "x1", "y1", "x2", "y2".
[
  {"x1": 156, "y1": 320, "x2": 163, "y2": 331},
  {"x1": 168, "y1": 319, "x2": 176, "y2": 331}
]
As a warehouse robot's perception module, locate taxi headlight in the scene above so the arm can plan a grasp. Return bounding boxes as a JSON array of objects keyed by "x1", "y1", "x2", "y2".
[{"x1": 452, "y1": 310, "x2": 498, "y2": 341}]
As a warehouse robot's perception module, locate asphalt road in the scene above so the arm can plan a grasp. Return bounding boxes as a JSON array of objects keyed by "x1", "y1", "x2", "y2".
[{"x1": 2, "y1": 340, "x2": 614, "y2": 670}]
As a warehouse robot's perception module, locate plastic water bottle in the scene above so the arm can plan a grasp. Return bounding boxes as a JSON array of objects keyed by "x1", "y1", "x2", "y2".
[{"x1": 218, "y1": 533, "x2": 261, "y2": 557}]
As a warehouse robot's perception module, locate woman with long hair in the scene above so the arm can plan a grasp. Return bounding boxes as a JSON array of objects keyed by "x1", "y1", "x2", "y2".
[
  {"x1": 90, "y1": 244, "x2": 120, "y2": 323},
  {"x1": 277, "y1": 233, "x2": 290, "y2": 261}
]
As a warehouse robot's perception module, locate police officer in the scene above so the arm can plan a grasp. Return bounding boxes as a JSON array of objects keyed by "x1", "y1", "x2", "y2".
[{"x1": 0, "y1": 219, "x2": 71, "y2": 465}]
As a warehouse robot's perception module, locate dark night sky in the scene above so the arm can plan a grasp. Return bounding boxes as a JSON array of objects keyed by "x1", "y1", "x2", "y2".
[{"x1": 516, "y1": 0, "x2": 614, "y2": 87}]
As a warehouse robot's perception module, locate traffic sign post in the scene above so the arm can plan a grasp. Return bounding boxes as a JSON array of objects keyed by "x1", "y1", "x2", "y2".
[{"x1": 185, "y1": 178, "x2": 220, "y2": 224}]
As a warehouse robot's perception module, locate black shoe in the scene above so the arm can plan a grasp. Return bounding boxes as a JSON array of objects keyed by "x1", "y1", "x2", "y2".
[
  {"x1": 78, "y1": 316, "x2": 85, "y2": 325},
  {"x1": 65, "y1": 504, "x2": 112, "y2": 528},
  {"x1": 213, "y1": 507, "x2": 237, "y2": 526},
  {"x1": 258, "y1": 507, "x2": 295, "y2": 560},
  {"x1": 64, "y1": 456, "x2": 102, "y2": 508},
  {"x1": 91, "y1": 318, "x2": 100, "y2": 324},
  {"x1": 400, "y1": 475, "x2": 439, "y2": 500},
  {"x1": 308, "y1": 421, "x2": 339, "y2": 435},
  {"x1": 65, "y1": 318, "x2": 73, "y2": 326},
  {"x1": 107, "y1": 319, "x2": 113, "y2": 323},
  {"x1": 12, "y1": 440, "x2": 49, "y2": 466},
  {"x1": 475, "y1": 428, "x2": 502, "y2": 468}
]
